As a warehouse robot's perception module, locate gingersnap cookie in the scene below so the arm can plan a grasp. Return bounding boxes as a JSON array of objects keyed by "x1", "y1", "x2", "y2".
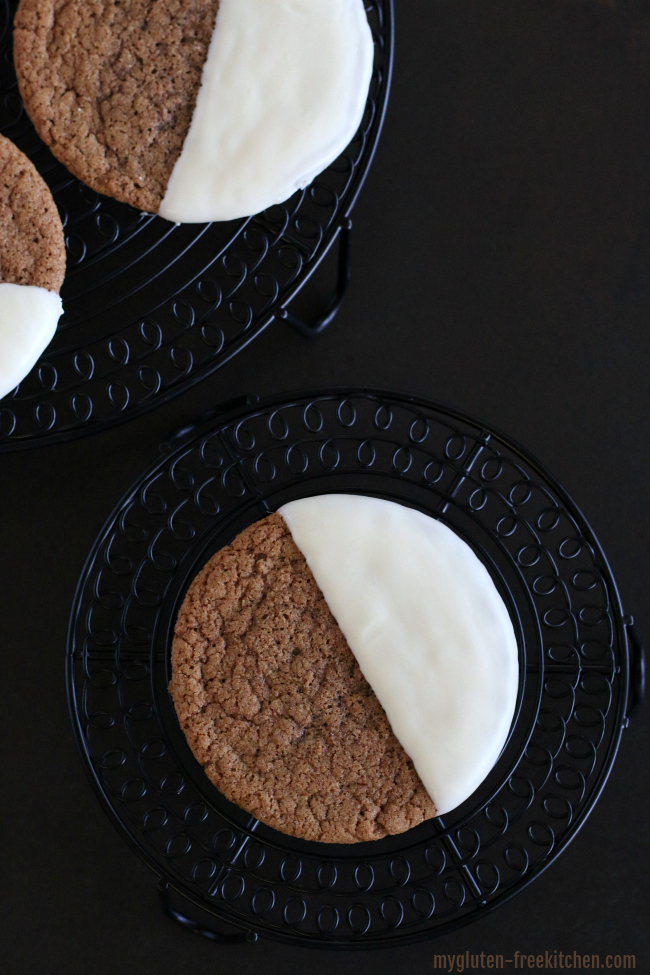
[
  {"x1": 0, "y1": 133, "x2": 65, "y2": 400},
  {"x1": 171, "y1": 495, "x2": 520, "y2": 841},
  {"x1": 14, "y1": 0, "x2": 374, "y2": 223},
  {"x1": 13, "y1": 0, "x2": 220, "y2": 216},
  {"x1": 0, "y1": 133, "x2": 65, "y2": 292},
  {"x1": 170, "y1": 512, "x2": 437, "y2": 844}
]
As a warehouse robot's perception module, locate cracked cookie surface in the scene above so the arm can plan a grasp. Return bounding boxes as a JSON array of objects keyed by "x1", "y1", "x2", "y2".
[
  {"x1": 14, "y1": 0, "x2": 221, "y2": 213},
  {"x1": 0, "y1": 133, "x2": 65, "y2": 291},
  {"x1": 169, "y1": 512, "x2": 436, "y2": 844}
]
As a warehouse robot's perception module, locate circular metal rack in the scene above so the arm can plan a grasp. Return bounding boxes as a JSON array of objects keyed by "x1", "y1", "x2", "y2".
[
  {"x1": 67, "y1": 388, "x2": 644, "y2": 948},
  {"x1": 0, "y1": 1, "x2": 393, "y2": 450}
]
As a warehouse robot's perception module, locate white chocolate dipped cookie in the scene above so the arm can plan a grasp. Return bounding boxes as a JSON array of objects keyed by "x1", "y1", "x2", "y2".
[
  {"x1": 0, "y1": 134, "x2": 65, "y2": 401},
  {"x1": 170, "y1": 496, "x2": 519, "y2": 844},
  {"x1": 15, "y1": 0, "x2": 373, "y2": 223}
]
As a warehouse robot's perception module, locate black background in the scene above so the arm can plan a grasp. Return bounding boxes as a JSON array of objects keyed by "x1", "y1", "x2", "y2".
[{"x1": 2, "y1": 2, "x2": 649, "y2": 972}]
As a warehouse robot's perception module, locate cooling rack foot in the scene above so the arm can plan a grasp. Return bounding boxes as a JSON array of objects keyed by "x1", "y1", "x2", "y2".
[
  {"x1": 624, "y1": 619, "x2": 645, "y2": 722},
  {"x1": 277, "y1": 219, "x2": 352, "y2": 337},
  {"x1": 157, "y1": 881, "x2": 258, "y2": 944}
]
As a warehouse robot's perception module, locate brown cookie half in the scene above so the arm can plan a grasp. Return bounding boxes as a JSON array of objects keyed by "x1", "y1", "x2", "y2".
[
  {"x1": 0, "y1": 133, "x2": 66, "y2": 291},
  {"x1": 169, "y1": 512, "x2": 436, "y2": 844},
  {"x1": 13, "y1": 0, "x2": 221, "y2": 214}
]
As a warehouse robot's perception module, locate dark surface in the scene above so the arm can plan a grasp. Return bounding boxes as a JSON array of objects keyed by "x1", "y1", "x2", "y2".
[{"x1": 2, "y1": 1, "x2": 649, "y2": 972}]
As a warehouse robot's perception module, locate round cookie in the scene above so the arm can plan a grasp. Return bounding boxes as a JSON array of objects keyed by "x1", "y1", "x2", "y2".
[
  {"x1": 0, "y1": 133, "x2": 65, "y2": 291},
  {"x1": 13, "y1": 0, "x2": 221, "y2": 214},
  {"x1": 170, "y1": 513, "x2": 437, "y2": 844}
]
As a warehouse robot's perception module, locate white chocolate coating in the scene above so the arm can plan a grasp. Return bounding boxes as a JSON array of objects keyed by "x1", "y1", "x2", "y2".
[
  {"x1": 0, "y1": 284, "x2": 62, "y2": 400},
  {"x1": 279, "y1": 495, "x2": 519, "y2": 816},
  {"x1": 160, "y1": 0, "x2": 374, "y2": 223}
]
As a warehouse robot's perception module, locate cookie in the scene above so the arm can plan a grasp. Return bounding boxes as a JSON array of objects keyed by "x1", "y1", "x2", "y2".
[
  {"x1": 170, "y1": 512, "x2": 436, "y2": 844},
  {"x1": 13, "y1": 0, "x2": 221, "y2": 215},
  {"x1": 13, "y1": 0, "x2": 374, "y2": 222},
  {"x1": 0, "y1": 133, "x2": 65, "y2": 291},
  {"x1": 0, "y1": 133, "x2": 65, "y2": 401}
]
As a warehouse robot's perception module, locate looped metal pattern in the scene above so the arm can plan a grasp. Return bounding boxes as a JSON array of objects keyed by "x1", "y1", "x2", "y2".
[{"x1": 67, "y1": 390, "x2": 630, "y2": 946}]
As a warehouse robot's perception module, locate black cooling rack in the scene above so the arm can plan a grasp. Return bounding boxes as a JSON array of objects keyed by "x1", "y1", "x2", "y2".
[
  {"x1": 66, "y1": 389, "x2": 645, "y2": 948},
  {"x1": 0, "y1": 2, "x2": 393, "y2": 450}
]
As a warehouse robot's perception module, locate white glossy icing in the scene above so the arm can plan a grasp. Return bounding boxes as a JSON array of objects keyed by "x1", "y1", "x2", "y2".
[
  {"x1": 279, "y1": 495, "x2": 519, "y2": 816},
  {"x1": 159, "y1": 0, "x2": 374, "y2": 223},
  {"x1": 0, "y1": 284, "x2": 62, "y2": 400}
]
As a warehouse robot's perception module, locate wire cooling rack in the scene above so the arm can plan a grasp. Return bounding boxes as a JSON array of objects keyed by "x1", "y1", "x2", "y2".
[
  {"x1": 66, "y1": 388, "x2": 644, "y2": 948},
  {"x1": 0, "y1": 2, "x2": 393, "y2": 450}
]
